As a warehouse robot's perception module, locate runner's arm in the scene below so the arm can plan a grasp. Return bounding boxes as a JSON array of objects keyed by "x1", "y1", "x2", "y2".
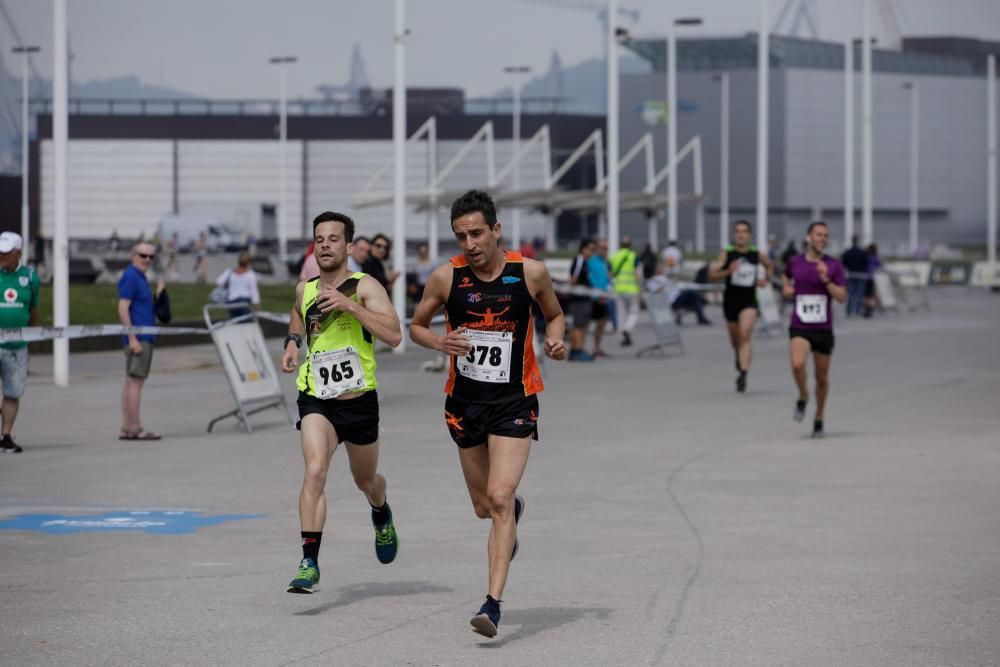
[
  {"x1": 281, "y1": 282, "x2": 306, "y2": 372},
  {"x1": 707, "y1": 251, "x2": 730, "y2": 282},
  {"x1": 409, "y1": 264, "x2": 472, "y2": 355},
  {"x1": 781, "y1": 273, "x2": 795, "y2": 299},
  {"x1": 822, "y1": 263, "x2": 848, "y2": 304},
  {"x1": 351, "y1": 275, "x2": 403, "y2": 347},
  {"x1": 525, "y1": 259, "x2": 568, "y2": 360}
]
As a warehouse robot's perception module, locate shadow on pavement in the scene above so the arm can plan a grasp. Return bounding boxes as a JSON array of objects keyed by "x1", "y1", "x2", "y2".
[
  {"x1": 478, "y1": 606, "x2": 613, "y2": 647},
  {"x1": 294, "y1": 580, "x2": 453, "y2": 616}
]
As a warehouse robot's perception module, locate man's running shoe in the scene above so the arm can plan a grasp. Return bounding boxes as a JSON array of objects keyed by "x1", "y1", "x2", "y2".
[
  {"x1": 470, "y1": 595, "x2": 501, "y2": 638},
  {"x1": 373, "y1": 504, "x2": 399, "y2": 564},
  {"x1": 812, "y1": 420, "x2": 825, "y2": 439},
  {"x1": 511, "y1": 495, "x2": 525, "y2": 561},
  {"x1": 1, "y1": 435, "x2": 22, "y2": 453},
  {"x1": 736, "y1": 372, "x2": 747, "y2": 393},
  {"x1": 287, "y1": 557, "x2": 320, "y2": 594},
  {"x1": 568, "y1": 350, "x2": 594, "y2": 362},
  {"x1": 793, "y1": 398, "x2": 808, "y2": 422}
]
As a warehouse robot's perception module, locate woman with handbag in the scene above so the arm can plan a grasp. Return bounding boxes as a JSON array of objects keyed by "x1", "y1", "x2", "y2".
[{"x1": 213, "y1": 251, "x2": 261, "y2": 319}]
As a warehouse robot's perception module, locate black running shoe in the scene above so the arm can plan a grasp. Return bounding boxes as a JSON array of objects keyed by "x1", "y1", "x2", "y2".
[
  {"x1": 621, "y1": 331, "x2": 632, "y2": 347},
  {"x1": 812, "y1": 420, "x2": 825, "y2": 439},
  {"x1": 470, "y1": 595, "x2": 501, "y2": 638},
  {"x1": 511, "y1": 495, "x2": 525, "y2": 560},
  {"x1": 736, "y1": 372, "x2": 747, "y2": 393},
  {"x1": 793, "y1": 398, "x2": 807, "y2": 422},
  {"x1": 372, "y1": 503, "x2": 399, "y2": 565},
  {"x1": 1, "y1": 435, "x2": 22, "y2": 454}
]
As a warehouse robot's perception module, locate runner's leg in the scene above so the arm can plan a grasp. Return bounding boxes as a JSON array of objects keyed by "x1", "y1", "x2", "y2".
[{"x1": 484, "y1": 435, "x2": 532, "y2": 600}]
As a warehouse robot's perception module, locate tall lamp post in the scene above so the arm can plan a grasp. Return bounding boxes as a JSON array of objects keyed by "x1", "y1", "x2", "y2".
[
  {"x1": 392, "y1": 0, "x2": 407, "y2": 353},
  {"x1": 606, "y1": 0, "x2": 620, "y2": 254},
  {"x1": 988, "y1": 55, "x2": 997, "y2": 282},
  {"x1": 13, "y1": 45, "x2": 40, "y2": 263},
  {"x1": 667, "y1": 17, "x2": 702, "y2": 245},
  {"x1": 756, "y1": 0, "x2": 770, "y2": 251},
  {"x1": 53, "y1": 0, "x2": 69, "y2": 386},
  {"x1": 713, "y1": 72, "x2": 730, "y2": 247},
  {"x1": 269, "y1": 55, "x2": 297, "y2": 263},
  {"x1": 504, "y1": 65, "x2": 531, "y2": 251},
  {"x1": 903, "y1": 82, "x2": 920, "y2": 254},
  {"x1": 844, "y1": 37, "x2": 855, "y2": 246},
  {"x1": 861, "y1": 0, "x2": 874, "y2": 245}
]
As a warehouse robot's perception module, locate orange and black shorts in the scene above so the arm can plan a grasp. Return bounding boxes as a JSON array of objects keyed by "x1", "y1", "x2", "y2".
[{"x1": 444, "y1": 395, "x2": 540, "y2": 449}]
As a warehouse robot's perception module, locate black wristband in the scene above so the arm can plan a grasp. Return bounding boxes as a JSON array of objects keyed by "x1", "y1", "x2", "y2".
[{"x1": 283, "y1": 333, "x2": 302, "y2": 349}]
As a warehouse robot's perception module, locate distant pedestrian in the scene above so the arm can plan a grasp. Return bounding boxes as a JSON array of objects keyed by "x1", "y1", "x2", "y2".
[
  {"x1": 588, "y1": 239, "x2": 613, "y2": 358},
  {"x1": 567, "y1": 238, "x2": 595, "y2": 361},
  {"x1": 349, "y1": 236, "x2": 371, "y2": 273},
  {"x1": 363, "y1": 233, "x2": 400, "y2": 292},
  {"x1": 841, "y1": 235, "x2": 868, "y2": 317},
  {"x1": 215, "y1": 250, "x2": 261, "y2": 318},
  {"x1": 661, "y1": 240, "x2": 683, "y2": 277},
  {"x1": 0, "y1": 232, "x2": 40, "y2": 453},
  {"x1": 863, "y1": 243, "x2": 882, "y2": 318},
  {"x1": 299, "y1": 241, "x2": 320, "y2": 282},
  {"x1": 610, "y1": 236, "x2": 641, "y2": 347},
  {"x1": 118, "y1": 242, "x2": 166, "y2": 440},
  {"x1": 645, "y1": 263, "x2": 711, "y2": 325},
  {"x1": 192, "y1": 231, "x2": 209, "y2": 283}
]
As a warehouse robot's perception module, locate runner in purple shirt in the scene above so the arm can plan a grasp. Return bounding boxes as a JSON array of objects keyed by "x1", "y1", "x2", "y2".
[{"x1": 782, "y1": 221, "x2": 847, "y2": 438}]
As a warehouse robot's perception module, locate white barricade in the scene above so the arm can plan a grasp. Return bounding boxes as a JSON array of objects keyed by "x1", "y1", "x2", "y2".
[
  {"x1": 756, "y1": 286, "x2": 783, "y2": 334},
  {"x1": 636, "y1": 291, "x2": 684, "y2": 358},
  {"x1": 970, "y1": 262, "x2": 1000, "y2": 288},
  {"x1": 873, "y1": 271, "x2": 899, "y2": 313},
  {"x1": 203, "y1": 305, "x2": 292, "y2": 433}
]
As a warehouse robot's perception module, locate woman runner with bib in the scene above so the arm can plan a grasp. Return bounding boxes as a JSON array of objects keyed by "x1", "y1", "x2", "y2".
[{"x1": 782, "y1": 221, "x2": 847, "y2": 438}]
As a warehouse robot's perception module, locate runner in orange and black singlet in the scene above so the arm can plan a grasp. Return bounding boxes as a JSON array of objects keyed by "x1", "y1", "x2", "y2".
[{"x1": 410, "y1": 190, "x2": 567, "y2": 639}]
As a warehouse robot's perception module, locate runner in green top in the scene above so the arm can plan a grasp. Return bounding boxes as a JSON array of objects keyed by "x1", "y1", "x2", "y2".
[
  {"x1": 0, "y1": 232, "x2": 40, "y2": 453},
  {"x1": 280, "y1": 212, "x2": 403, "y2": 594}
]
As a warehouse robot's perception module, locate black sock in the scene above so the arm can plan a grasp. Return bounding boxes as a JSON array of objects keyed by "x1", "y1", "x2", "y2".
[
  {"x1": 813, "y1": 419, "x2": 824, "y2": 431},
  {"x1": 371, "y1": 500, "x2": 390, "y2": 526},
  {"x1": 301, "y1": 531, "x2": 322, "y2": 563}
]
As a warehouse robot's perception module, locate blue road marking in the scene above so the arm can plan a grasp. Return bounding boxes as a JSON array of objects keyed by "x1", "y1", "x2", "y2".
[{"x1": 0, "y1": 510, "x2": 263, "y2": 535}]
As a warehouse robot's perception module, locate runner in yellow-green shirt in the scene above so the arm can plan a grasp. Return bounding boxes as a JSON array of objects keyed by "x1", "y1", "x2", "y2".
[{"x1": 279, "y1": 212, "x2": 403, "y2": 594}]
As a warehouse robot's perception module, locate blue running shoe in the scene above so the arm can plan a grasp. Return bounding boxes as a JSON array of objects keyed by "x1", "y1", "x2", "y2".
[
  {"x1": 470, "y1": 595, "x2": 501, "y2": 638},
  {"x1": 372, "y1": 503, "x2": 399, "y2": 564},
  {"x1": 287, "y1": 557, "x2": 320, "y2": 594},
  {"x1": 511, "y1": 494, "x2": 525, "y2": 561}
]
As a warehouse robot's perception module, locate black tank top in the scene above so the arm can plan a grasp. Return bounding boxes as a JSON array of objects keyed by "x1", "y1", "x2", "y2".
[
  {"x1": 444, "y1": 251, "x2": 543, "y2": 404},
  {"x1": 723, "y1": 245, "x2": 761, "y2": 301}
]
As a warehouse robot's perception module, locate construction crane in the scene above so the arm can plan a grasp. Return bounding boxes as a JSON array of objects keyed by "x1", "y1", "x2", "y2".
[
  {"x1": 773, "y1": 0, "x2": 904, "y2": 51},
  {"x1": 511, "y1": 0, "x2": 640, "y2": 108}
]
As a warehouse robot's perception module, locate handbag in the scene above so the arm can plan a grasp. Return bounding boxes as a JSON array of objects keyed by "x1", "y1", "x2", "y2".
[{"x1": 210, "y1": 270, "x2": 231, "y2": 303}]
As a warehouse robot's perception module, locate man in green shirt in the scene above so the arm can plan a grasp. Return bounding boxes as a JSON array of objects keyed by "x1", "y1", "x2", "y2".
[{"x1": 0, "y1": 232, "x2": 40, "y2": 453}]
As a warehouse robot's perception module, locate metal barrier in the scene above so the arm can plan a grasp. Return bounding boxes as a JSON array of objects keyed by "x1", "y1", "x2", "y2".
[
  {"x1": 203, "y1": 305, "x2": 292, "y2": 433},
  {"x1": 636, "y1": 291, "x2": 684, "y2": 358}
]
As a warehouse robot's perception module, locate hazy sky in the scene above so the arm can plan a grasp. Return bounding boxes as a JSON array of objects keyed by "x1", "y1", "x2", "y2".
[{"x1": 3, "y1": 0, "x2": 999, "y2": 99}]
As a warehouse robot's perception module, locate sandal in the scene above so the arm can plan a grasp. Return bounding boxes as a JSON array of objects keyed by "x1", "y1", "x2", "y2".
[{"x1": 119, "y1": 430, "x2": 162, "y2": 441}]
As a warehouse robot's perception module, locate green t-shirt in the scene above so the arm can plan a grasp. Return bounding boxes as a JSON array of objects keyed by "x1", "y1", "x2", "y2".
[{"x1": 0, "y1": 265, "x2": 41, "y2": 350}]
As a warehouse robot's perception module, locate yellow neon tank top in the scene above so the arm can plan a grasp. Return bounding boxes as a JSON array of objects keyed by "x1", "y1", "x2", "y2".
[{"x1": 296, "y1": 273, "x2": 378, "y2": 397}]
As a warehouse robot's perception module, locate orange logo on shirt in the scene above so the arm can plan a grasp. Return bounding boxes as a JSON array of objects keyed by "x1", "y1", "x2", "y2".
[
  {"x1": 458, "y1": 276, "x2": 474, "y2": 289},
  {"x1": 465, "y1": 306, "x2": 510, "y2": 327}
]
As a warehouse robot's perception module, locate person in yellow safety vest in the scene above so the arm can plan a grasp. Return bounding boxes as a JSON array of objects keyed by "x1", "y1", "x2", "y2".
[{"x1": 610, "y1": 236, "x2": 642, "y2": 347}]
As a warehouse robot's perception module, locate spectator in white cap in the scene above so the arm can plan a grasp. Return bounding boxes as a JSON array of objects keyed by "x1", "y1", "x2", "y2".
[{"x1": 0, "y1": 232, "x2": 40, "y2": 453}]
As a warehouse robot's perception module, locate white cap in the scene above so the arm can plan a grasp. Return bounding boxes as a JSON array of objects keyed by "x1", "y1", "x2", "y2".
[{"x1": 0, "y1": 232, "x2": 23, "y2": 254}]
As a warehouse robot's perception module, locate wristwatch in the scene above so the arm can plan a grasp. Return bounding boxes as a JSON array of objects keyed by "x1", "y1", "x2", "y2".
[{"x1": 283, "y1": 333, "x2": 303, "y2": 349}]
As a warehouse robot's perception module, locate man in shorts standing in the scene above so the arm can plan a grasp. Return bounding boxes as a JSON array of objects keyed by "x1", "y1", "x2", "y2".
[
  {"x1": 281, "y1": 211, "x2": 402, "y2": 594},
  {"x1": 782, "y1": 221, "x2": 847, "y2": 438},
  {"x1": 0, "y1": 233, "x2": 40, "y2": 453},
  {"x1": 118, "y1": 241, "x2": 164, "y2": 441},
  {"x1": 410, "y1": 190, "x2": 567, "y2": 638},
  {"x1": 709, "y1": 220, "x2": 773, "y2": 392}
]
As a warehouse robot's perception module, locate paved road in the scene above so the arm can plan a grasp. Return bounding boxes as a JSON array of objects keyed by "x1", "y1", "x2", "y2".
[{"x1": 2, "y1": 292, "x2": 998, "y2": 666}]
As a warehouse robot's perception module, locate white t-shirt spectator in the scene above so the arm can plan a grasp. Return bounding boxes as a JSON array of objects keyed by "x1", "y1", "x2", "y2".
[
  {"x1": 662, "y1": 245, "x2": 683, "y2": 277},
  {"x1": 217, "y1": 268, "x2": 261, "y2": 306}
]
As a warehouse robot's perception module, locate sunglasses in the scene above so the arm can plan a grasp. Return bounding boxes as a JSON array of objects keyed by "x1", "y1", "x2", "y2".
[
  {"x1": 372, "y1": 243, "x2": 388, "y2": 249},
  {"x1": 136, "y1": 253, "x2": 155, "y2": 260}
]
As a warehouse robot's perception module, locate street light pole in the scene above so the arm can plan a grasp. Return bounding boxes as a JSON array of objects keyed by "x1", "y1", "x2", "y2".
[
  {"x1": 666, "y1": 17, "x2": 702, "y2": 246},
  {"x1": 862, "y1": 0, "x2": 874, "y2": 245},
  {"x1": 53, "y1": 0, "x2": 69, "y2": 386},
  {"x1": 13, "y1": 46, "x2": 40, "y2": 263},
  {"x1": 392, "y1": 0, "x2": 407, "y2": 353},
  {"x1": 988, "y1": 55, "x2": 997, "y2": 280},
  {"x1": 756, "y1": 0, "x2": 769, "y2": 250},
  {"x1": 268, "y1": 56, "x2": 297, "y2": 264},
  {"x1": 504, "y1": 65, "x2": 531, "y2": 251},
  {"x1": 904, "y1": 82, "x2": 919, "y2": 254},
  {"x1": 844, "y1": 37, "x2": 854, "y2": 246},
  {"x1": 714, "y1": 72, "x2": 730, "y2": 248},
  {"x1": 607, "y1": 0, "x2": 620, "y2": 254}
]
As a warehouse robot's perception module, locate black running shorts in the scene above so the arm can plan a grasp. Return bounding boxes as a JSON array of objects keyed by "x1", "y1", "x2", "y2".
[
  {"x1": 788, "y1": 327, "x2": 835, "y2": 356},
  {"x1": 297, "y1": 390, "x2": 379, "y2": 445},
  {"x1": 444, "y1": 394, "x2": 540, "y2": 449},
  {"x1": 723, "y1": 297, "x2": 758, "y2": 323}
]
